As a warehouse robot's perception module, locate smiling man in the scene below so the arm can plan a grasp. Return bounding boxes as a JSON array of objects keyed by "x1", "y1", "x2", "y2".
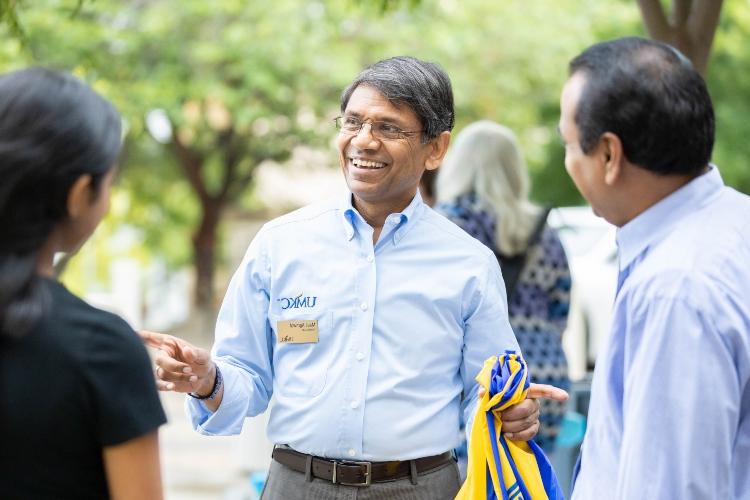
[{"x1": 141, "y1": 56, "x2": 567, "y2": 500}]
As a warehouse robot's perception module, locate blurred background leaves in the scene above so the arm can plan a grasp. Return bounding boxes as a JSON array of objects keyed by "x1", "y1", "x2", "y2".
[{"x1": 1, "y1": 0, "x2": 747, "y2": 309}]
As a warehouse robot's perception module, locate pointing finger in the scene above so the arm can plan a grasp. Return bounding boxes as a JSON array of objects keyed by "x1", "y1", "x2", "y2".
[{"x1": 527, "y1": 383, "x2": 569, "y2": 402}]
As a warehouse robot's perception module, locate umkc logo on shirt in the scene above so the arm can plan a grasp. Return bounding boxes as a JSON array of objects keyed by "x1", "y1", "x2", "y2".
[{"x1": 277, "y1": 292, "x2": 318, "y2": 310}]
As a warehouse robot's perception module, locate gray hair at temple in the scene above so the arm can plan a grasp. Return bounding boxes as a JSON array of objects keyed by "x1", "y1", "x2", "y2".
[
  {"x1": 437, "y1": 120, "x2": 541, "y2": 256},
  {"x1": 340, "y1": 56, "x2": 455, "y2": 143}
]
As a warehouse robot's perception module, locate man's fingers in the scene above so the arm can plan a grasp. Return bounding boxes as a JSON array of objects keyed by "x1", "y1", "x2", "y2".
[
  {"x1": 501, "y1": 408, "x2": 539, "y2": 434},
  {"x1": 527, "y1": 383, "x2": 569, "y2": 402},
  {"x1": 155, "y1": 379, "x2": 175, "y2": 391},
  {"x1": 155, "y1": 378, "x2": 199, "y2": 394},
  {"x1": 138, "y1": 330, "x2": 166, "y2": 349},
  {"x1": 155, "y1": 365, "x2": 198, "y2": 384},
  {"x1": 500, "y1": 398, "x2": 539, "y2": 421},
  {"x1": 182, "y1": 345, "x2": 211, "y2": 367},
  {"x1": 155, "y1": 352, "x2": 192, "y2": 374},
  {"x1": 505, "y1": 421, "x2": 539, "y2": 442}
]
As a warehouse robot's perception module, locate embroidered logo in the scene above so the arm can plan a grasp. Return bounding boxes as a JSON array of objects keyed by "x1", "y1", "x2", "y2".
[{"x1": 277, "y1": 293, "x2": 318, "y2": 310}]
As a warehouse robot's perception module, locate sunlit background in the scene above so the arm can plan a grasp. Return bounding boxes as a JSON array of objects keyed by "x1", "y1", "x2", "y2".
[{"x1": 2, "y1": 0, "x2": 748, "y2": 498}]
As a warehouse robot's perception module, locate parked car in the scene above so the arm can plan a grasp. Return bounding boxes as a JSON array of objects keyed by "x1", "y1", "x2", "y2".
[{"x1": 548, "y1": 206, "x2": 618, "y2": 381}]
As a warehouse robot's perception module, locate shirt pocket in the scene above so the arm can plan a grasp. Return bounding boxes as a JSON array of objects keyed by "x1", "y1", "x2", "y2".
[{"x1": 269, "y1": 310, "x2": 334, "y2": 398}]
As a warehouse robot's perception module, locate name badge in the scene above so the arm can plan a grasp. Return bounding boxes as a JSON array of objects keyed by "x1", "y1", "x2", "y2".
[{"x1": 277, "y1": 319, "x2": 319, "y2": 344}]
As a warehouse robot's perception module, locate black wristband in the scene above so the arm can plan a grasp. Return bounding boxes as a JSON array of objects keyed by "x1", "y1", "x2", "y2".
[{"x1": 188, "y1": 363, "x2": 223, "y2": 401}]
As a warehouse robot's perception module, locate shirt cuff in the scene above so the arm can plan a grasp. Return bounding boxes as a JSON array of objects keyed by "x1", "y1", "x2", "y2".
[{"x1": 184, "y1": 360, "x2": 247, "y2": 436}]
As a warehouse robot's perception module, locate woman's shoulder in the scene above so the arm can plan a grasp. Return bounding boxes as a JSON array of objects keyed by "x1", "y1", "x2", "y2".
[
  {"x1": 435, "y1": 193, "x2": 497, "y2": 248},
  {"x1": 39, "y1": 279, "x2": 145, "y2": 360},
  {"x1": 437, "y1": 192, "x2": 489, "y2": 217}
]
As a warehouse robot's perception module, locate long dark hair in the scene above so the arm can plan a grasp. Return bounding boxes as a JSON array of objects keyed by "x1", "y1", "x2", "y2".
[{"x1": 0, "y1": 67, "x2": 122, "y2": 338}]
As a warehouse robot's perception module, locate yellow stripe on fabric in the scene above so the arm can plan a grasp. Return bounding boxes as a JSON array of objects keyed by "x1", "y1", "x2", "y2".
[{"x1": 455, "y1": 354, "x2": 550, "y2": 500}]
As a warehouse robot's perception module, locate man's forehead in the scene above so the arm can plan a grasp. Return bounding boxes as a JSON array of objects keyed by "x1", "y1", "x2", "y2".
[
  {"x1": 560, "y1": 73, "x2": 586, "y2": 123},
  {"x1": 344, "y1": 85, "x2": 417, "y2": 123},
  {"x1": 563, "y1": 73, "x2": 587, "y2": 104}
]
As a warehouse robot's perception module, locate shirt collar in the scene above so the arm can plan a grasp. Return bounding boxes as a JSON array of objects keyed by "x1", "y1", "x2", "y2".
[
  {"x1": 616, "y1": 165, "x2": 724, "y2": 272},
  {"x1": 339, "y1": 190, "x2": 425, "y2": 244}
]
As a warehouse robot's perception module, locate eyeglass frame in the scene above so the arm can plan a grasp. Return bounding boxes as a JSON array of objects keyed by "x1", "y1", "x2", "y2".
[{"x1": 334, "y1": 115, "x2": 424, "y2": 141}]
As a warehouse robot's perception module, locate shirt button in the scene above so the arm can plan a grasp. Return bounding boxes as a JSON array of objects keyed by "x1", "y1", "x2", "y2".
[
  {"x1": 348, "y1": 449, "x2": 356, "y2": 457},
  {"x1": 350, "y1": 400, "x2": 359, "y2": 409},
  {"x1": 360, "y1": 302, "x2": 368, "y2": 311},
  {"x1": 356, "y1": 352, "x2": 365, "y2": 361},
  {"x1": 366, "y1": 255, "x2": 374, "y2": 263}
]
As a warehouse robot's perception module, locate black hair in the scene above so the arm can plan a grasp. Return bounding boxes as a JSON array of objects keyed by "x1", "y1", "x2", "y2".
[
  {"x1": 0, "y1": 67, "x2": 122, "y2": 338},
  {"x1": 340, "y1": 56, "x2": 455, "y2": 143},
  {"x1": 569, "y1": 36, "x2": 714, "y2": 176}
]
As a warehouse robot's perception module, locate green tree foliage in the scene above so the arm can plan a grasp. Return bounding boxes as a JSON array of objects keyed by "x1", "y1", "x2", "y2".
[
  {"x1": 1, "y1": 0, "x2": 349, "y2": 307},
  {"x1": 707, "y1": 0, "x2": 750, "y2": 195},
  {"x1": 1, "y1": 0, "x2": 748, "y2": 307}
]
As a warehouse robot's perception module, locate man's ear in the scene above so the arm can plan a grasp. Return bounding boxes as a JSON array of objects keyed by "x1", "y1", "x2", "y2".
[
  {"x1": 67, "y1": 174, "x2": 94, "y2": 219},
  {"x1": 599, "y1": 132, "x2": 624, "y2": 186},
  {"x1": 425, "y1": 131, "x2": 451, "y2": 170}
]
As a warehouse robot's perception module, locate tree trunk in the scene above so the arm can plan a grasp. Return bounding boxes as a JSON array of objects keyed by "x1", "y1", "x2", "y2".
[
  {"x1": 637, "y1": 0, "x2": 724, "y2": 76},
  {"x1": 192, "y1": 200, "x2": 223, "y2": 309}
]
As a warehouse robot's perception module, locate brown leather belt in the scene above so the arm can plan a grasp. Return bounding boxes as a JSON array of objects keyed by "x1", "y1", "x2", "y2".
[{"x1": 271, "y1": 447, "x2": 454, "y2": 486}]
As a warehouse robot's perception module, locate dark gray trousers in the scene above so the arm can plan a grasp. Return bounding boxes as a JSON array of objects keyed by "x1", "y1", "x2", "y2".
[{"x1": 260, "y1": 458, "x2": 462, "y2": 500}]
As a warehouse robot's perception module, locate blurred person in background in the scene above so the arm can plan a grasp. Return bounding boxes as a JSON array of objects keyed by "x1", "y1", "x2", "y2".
[
  {"x1": 140, "y1": 56, "x2": 568, "y2": 500},
  {"x1": 561, "y1": 37, "x2": 750, "y2": 500},
  {"x1": 435, "y1": 121, "x2": 571, "y2": 463},
  {"x1": 418, "y1": 167, "x2": 438, "y2": 207},
  {"x1": 0, "y1": 68, "x2": 166, "y2": 499}
]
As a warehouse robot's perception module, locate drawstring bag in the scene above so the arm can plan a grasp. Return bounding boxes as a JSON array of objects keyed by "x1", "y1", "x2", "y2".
[{"x1": 456, "y1": 351, "x2": 563, "y2": 500}]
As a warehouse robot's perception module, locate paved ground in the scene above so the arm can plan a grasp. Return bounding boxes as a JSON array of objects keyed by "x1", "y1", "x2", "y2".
[
  {"x1": 149, "y1": 323, "x2": 273, "y2": 500},
  {"x1": 160, "y1": 391, "x2": 251, "y2": 500}
]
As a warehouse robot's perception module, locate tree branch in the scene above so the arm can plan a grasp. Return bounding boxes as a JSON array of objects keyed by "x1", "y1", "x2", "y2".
[
  {"x1": 672, "y1": 0, "x2": 691, "y2": 28},
  {"x1": 227, "y1": 167, "x2": 257, "y2": 201},
  {"x1": 686, "y1": 0, "x2": 724, "y2": 75},
  {"x1": 637, "y1": 0, "x2": 673, "y2": 40},
  {"x1": 217, "y1": 127, "x2": 239, "y2": 201},
  {"x1": 687, "y1": 0, "x2": 723, "y2": 46},
  {"x1": 170, "y1": 120, "x2": 210, "y2": 204}
]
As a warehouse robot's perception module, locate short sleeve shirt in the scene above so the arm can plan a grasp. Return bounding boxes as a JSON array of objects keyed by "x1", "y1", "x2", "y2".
[{"x1": 0, "y1": 279, "x2": 167, "y2": 499}]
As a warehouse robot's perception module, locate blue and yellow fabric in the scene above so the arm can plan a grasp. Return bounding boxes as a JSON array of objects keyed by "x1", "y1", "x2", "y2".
[{"x1": 456, "y1": 351, "x2": 563, "y2": 500}]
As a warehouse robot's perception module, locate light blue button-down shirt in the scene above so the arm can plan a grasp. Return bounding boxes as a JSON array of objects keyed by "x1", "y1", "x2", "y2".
[
  {"x1": 186, "y1": 191, "x2": 519, "y2": 461},
  {"x1": 572, "y1": 167, "x2": 750, "y2": 499}
]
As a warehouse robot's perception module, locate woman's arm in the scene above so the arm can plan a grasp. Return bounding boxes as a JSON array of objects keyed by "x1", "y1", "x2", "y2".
[{"x1": 103, "y1": 431, "x2": 163, "y2": 500}]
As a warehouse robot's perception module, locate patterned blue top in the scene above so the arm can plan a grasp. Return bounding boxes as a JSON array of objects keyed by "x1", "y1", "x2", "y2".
[{"x1": 437, "y1": 193, "x2": 571, "y2": 450}]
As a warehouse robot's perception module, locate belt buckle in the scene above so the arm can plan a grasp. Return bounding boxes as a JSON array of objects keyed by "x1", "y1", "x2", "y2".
[{"x1": 333, "y1": 460, "x2": 372, "y2": 486}]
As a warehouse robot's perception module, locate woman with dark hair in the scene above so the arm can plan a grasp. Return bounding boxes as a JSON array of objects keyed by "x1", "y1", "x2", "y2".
[{"x1": 0, "y1": 67, "x2": 166, "y2": 499}]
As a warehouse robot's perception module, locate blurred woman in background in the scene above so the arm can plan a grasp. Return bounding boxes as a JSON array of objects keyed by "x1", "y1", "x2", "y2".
[
  {"x1": 0, "y1": 67, "x2": 165, "y2": 499},
  {"x1": 436, "y1": 120, "x2": 571, "y2": 455}
]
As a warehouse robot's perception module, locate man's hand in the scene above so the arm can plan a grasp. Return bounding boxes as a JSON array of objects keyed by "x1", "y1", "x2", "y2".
[
  {"x1": 480, "y1": 383, "x2": 569, "y2": 441},
  {"x1": 138, "y1": 330, "x2": 214, "y2": 396}
]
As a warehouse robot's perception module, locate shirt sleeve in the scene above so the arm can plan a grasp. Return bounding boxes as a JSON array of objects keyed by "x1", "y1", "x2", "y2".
[
  {"x1": 460, "y1": 252, "x2": 521, "y2": 441},
  {"x1": 186, "y1": 228, "x2": 275, "y2": 436},
  {"x1": 616, "y1": 295, "x2": 740, "y2": 499},
  {"x1": 84, "y1": 315, "x2": 167, "y2": 447}
]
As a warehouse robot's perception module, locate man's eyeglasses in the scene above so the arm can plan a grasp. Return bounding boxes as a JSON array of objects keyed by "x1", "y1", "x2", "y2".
[{"x1": 334, "y1": 115, "x2": 422, "y2": 141}]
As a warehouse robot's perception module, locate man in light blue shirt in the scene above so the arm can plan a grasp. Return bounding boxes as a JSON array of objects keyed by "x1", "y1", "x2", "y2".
[
  {"x1": 142, "y1": 56, "x2": 567, "y2": 499},
  {"x1": 559, "y1": 37, "x2": 750, "y2": 499}
]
